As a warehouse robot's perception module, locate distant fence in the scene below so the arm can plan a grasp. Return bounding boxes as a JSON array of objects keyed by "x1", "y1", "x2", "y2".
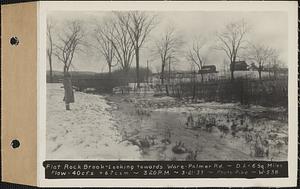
[{"x1": 156, "y1": 78, "x2": 288, "y2": 107}]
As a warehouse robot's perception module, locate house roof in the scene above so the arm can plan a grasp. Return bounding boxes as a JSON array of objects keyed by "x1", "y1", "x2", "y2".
[
  {"x1": 199, "y1": 65, "x2": 218, "y2": 74},
  {"x1": 234, "y1": 61, "x2": 248, "y2": 65},
  {"x1": 248, "y1": 63, "x2": 258, "y2": 70},
  {"x1": 233, "y1": 61, "x2": 248, "y2": 71}
]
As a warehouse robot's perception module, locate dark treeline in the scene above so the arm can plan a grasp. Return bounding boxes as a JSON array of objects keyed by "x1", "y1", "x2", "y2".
[
  {"x1": 47, "y1": 67, "x2": 152, "y2": 93},
  {"x1": 105, "y1": 67, "x2": 152, "y2": 84},
  {"x1": 156, "y1": 77, "x2": 288, "y2": 107},
  {"x1": 47, "y1": 67, "x2": 151, "y2": 82}
]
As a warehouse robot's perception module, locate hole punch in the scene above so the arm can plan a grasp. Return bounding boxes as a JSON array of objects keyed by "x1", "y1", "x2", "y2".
[
  {"x1": 10, "y1": 36, "x2": 19, "y2": 46},
  {"x1": 11, "y1": 139, "x2": 20, "y2": 149}
]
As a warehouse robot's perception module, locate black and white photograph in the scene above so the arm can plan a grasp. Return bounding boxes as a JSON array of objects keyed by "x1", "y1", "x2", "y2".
[
  {"x1": 45, "y1": 9, "x2": 290, "y2": 162},
  {"x1": 36, "y1": 1, "x2": 300, "y2": 187},
  {"x1": 0, "y1": 0, "x2": 297, "y2": 188}
]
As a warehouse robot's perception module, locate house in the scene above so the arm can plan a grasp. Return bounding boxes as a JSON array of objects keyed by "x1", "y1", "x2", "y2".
[
  {"x1": 233, "y1": 61, "x2": 248, "y2": 71},
  {"x1": 248, "y1": 62, "x2": 258, "y2": 71},
  {"x1": 198, "y1": 65, "x2": 217, "y2": 74}
]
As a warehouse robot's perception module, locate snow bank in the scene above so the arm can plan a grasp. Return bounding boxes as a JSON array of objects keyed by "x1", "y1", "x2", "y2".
[{"x1": 46, "y1": 83, "x2": 141, "y2": 160}]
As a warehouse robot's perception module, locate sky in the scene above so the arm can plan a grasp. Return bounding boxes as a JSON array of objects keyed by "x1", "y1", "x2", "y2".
[{"x1": 47, "y1": 11, "x2": 288, "y2": 73}]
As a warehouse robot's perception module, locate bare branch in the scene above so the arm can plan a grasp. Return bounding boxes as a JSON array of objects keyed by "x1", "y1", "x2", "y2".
[
  {"x1": 152, "y1": 26, "x2": 183, "y2": 84},
  {"x1": 215, "y1": 19, "x2": 249, "y2": 80},
  {"x1": 185, "y1": 37, "x2": 207, "y2": 72},
  {"x1": 54, "y1": 20, "x2": 85, "y2": 73}
]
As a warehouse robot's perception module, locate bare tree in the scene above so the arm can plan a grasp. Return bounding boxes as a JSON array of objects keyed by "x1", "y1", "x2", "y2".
[
  {"x1": 186, "y1": 37, "x2": 207, "y2": 82},
  {"x1": 47, "y1": 21, "x2": 54, "y2": 82},
  {"x1": 94, "y1": 19, "x2": 117, "y2": 76},
  {"x1": 216, "y1": 20, "x2": 248, "y2": 80},
  {"x1": 247, "y1": 43, "x2": 274, "y2": 80},
  {"x1": 116, "y1": 11, "x2": 157, "y2": 87},
  {"x1": 268, "y1": 50, "x2": 283, "y2": 79},
  {"x1": 100, "y1": 15, "x2": 135, "y2": 73},
  {"x1": 54, "y1": 20, "x2": 85, "y2": 75},
  {"x1": 153, "y1": 27, "x2": 182, "y2": 85}
]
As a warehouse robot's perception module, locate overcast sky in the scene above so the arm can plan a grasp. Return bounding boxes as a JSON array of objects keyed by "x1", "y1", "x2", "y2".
[{"x1": 47, "y1": 11, "x2": 288, "y2": 73}]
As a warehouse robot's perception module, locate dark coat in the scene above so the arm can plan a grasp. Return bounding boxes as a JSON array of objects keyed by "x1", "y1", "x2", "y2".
[{"x1": 63, "y1": 77, "x2": 74, "y2": 103}]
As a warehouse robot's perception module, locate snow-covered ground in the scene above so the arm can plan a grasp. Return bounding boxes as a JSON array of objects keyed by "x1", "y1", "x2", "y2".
[
  {"x1": 46, "y1": 83, "x2": 141, "y2": 160},
  {"x1": 46, "y1": 83, "x2": 287, "y2": 161}
]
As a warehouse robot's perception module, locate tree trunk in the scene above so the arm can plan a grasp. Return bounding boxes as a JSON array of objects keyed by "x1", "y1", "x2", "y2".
[
  {"x1": 108, "y1": 64, "x2": 112, "y2": 78},
  {"x1": 201, "y1": 73, "x2": 204, "y2": 83},
  {"x1": 63, "y1": 65, "x2": 68, "y2": 76},
  {"x1": 231, "y1": 70, "x2": 234, "y2": 81},
  {"x1": 136, "y1": 47, "x2": 140, "y2": 88},
  {"x1": 258, "y1": 70, "x2": 262, "y2": 80},
  {"x1": 258, "y1": 63, "x2": 262, "y2": 80},
  {"x1": 161, "y1": 63, "x2": 165, "y2": 85},
  {"x1": 124, "y1": 67, "x2": 130, "y2": 85},
  {"x1": 165, "y1": 85, "x2": 169, "y2": 96},
  {"x1": 192, "y1": 71, "x2": 196, "y2": 99},
  {"x1": 168, "y1": 57, "x2": 171, "y2": 84},
  {"x1": 230, "y1": 62, "x2": 235, "y2": 81},
  {"x1": 192, "y1": 83, "x2": 196, "y2": 100},
  {"x1": 49, "y1": 56, "x2": 53, "y2": 83}
]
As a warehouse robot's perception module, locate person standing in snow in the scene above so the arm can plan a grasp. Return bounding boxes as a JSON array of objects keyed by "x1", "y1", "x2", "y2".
[{"x1": 63, "y1": 72, "x2": 74, "y2": 110}]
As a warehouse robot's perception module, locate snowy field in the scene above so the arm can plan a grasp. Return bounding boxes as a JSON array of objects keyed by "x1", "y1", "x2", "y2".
[{"x1": 46, "y1": 83, "x2": 140, "y2": 160}]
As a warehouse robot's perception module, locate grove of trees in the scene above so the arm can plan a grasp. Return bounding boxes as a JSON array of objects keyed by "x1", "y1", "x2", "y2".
[{"x1": 47, "y1": 13, "x2": 286, "y2": 85}]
